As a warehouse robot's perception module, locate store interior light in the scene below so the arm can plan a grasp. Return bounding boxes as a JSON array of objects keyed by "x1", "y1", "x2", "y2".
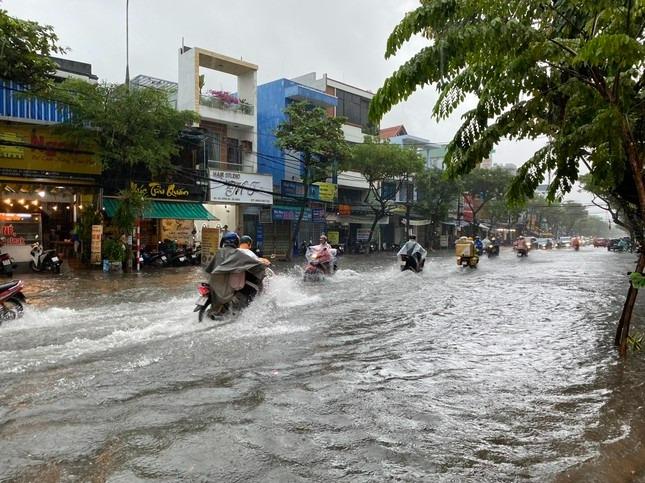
[
  {"x1": 3, "y1": 199, "x2": 10, "y2": 205},
  {"x1": 52, "y1": 205, "x2": 58, "y2": 211},
  {"x1": 18, "y1": 199, "x2": 25, "y2": 205},
  {"x1": 65, "y1": 206, "x2": 70, "y2": 210},
  {"x1": 78, "y1": 204, "x2": 83, "y2": 210},
  {"x1": 31, "y1": 200, "x2": 38, "y2": 206},
  {"x1": 38, "y1": 191, "x2": 46, "y2": 198}
]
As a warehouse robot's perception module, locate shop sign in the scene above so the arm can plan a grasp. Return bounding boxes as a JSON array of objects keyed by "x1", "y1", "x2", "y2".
[
  {"x1": 314, "y1": 182, "x2": 337, "y2": 202},
  {"x1": 259, "y1": 208, "x2": 272, "y2": 223},
  {"x1": 338, "y1": 204, "x2": 352, "y2": 216},
  {"x1": 201, "y1": 228, "x2": 220, "y2": 266},
  {"x1": 0, "y1": 123, "x2": 100, "y2": 179},
  {"x1": 131, "y1": 182, "x2": 190, "y2": 199},
  {"x1": 210, "y1": 169, "x2": 273, "y2": 205},
  {"x1": 356, "y1": 228, "x2": 371, "y2": 241},
  {"x1": 272, "y1": 206, "x2": 311, "y2": 221},
  {"x1": 312, "y1": 207, "x2": 326, "y2": 223},
  {"x1": 90, "y1": 225, "x2": 103, "y2": 265},
  {"x1": 281, "y1": 180, "x2": 319, "y2": 200},
  {"x1": 327, "y1": 231, "x2": 340, "y2": 245},
  {"x1": 160, "y1": 219, "x2": 194, "y2": 245},
  {"x1": 0, "y1": 223, "x2": 25, "y2": 245}
]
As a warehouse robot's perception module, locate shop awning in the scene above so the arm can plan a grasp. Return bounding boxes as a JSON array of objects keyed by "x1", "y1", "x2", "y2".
[{"x1": 103, "y1": 198, "x2": 216, "y2": 220}]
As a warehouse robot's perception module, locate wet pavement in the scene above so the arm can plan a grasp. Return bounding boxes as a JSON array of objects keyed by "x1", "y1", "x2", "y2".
[{"x1": 0, "y1": 247, "x2": 643, "y2": 482}]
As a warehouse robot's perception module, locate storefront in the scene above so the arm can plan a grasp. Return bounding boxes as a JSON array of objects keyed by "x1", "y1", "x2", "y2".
[
  {"x1": 102, "y1": 181, "x2": 216, "y2": 249},
  {"x1": 0, "y1": 121, "x2": 101, "y2": 263}
]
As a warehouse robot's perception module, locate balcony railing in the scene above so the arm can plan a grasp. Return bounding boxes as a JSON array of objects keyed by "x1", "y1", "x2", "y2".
[{"x1": 199, "y1": 95, "x2": 254, "y2": 115}]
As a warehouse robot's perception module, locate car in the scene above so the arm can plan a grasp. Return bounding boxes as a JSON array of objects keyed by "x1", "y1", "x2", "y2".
[
  {"x1": 535, "y1": 238, "x2": 553, "y2": 249},
  {"x1": 593, "y1": 237, "x2": 609, "y2": 247},
  {"x1": 557, "y1": 236, "x2": 572, "y2": 248}
]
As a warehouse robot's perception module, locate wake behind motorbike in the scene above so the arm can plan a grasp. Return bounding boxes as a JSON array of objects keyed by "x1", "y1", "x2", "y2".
[
  {"x1": 29, "y1": 242, "x2": 62, "y2": 273},
  {"x1": 194, "y1": 267, "x2": 273, "y2": 321},
  {"x1": 0, "y1": 279, "x2": 26, "y2": 322},
  {"x1": 303, "y1": 245, "x2": 337, "y2": 282}
]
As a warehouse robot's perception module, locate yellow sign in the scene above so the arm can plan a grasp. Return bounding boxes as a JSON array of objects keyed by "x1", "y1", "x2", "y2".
[
  {"x1": 160, "y1": 219, "x2": 194, "y2": 245},
  {"x1": 201, "y1": 228, "x2": 220, "y2": 266},
  {"x1": 131, "y1": 182, "x2": 190, "y2": 199},
  {"x1": 90, "y1": 225, "x2": 103, "y2": 265},
  {"x1": 315, "y1": 182, "x2": 337, "y2": 202},
  {"x1": 327, "y1": 231, "x2": 339, "y2": 245},
  {"x1": 0, "y1": 122, "x2": 100, "y2": 175}
]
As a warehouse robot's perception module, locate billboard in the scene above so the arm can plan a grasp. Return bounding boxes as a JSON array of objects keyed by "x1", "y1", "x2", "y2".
[{"x1": 209, "y1": 169, "x2": 273, "y2": 205}]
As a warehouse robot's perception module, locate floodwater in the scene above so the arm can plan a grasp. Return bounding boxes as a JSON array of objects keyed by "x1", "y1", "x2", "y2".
[{"x1": 0, "y1": 247, "x2": 643, "y2": 482}]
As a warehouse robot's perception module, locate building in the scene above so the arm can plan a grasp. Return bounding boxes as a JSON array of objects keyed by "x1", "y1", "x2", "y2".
[
  {"x1": 0, "y1": 58, "x2": 101, "y2": 264},
  {"x1": 176, "y1": 46, "x2": 271, "y2": 246},
  {"x1": 257, "y1": 77, "x2": 337, "y2": 256},
  {"x1": 292, "y1": 73, "x2": 379, "y2": 252}
]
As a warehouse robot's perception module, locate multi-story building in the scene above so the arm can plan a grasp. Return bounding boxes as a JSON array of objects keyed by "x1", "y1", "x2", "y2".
[
  {"x1": 0, "y1": 58, "x2": 101, "y2": 264},
  {"x1": 177, "y1": 46, "x2": 272, "y2": 243},
  {"x1": 291, "y1": 73, "x2": 380, "y2": 251},
  {"x1": 257, "y1": 77, "x2": 337, "y2": 256}
]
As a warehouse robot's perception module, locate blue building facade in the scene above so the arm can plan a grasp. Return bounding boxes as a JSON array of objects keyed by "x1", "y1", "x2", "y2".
[
  {"x1": 257, "y1": 79, "x2": 337, "y2": 256},
  {"x1": 0, "y1": 80, "x2": 71, "y2": 123}
]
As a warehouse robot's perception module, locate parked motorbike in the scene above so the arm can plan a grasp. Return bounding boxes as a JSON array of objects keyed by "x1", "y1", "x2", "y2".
[
  {"x1": 0, "y1": 251, "x2": 17, "y2": 278},
  {"x1": 29, "y1": 242, "x2": 62, "y2": 273},
  {"x1": 187, "y1": 244, "x2": 202, "y2": 265},
  {"x1": 169, "y1": 247, "x2": 192, "y2": 267},
  {"x1": 195, "y1": 248, "x2": 273, "y2": 321},
  {"x1": 303, "y1": 245, "x2": 337, "y2": 281},
  {"x1": 0, "y1": 279, "x2": 26, "y2": 322}
]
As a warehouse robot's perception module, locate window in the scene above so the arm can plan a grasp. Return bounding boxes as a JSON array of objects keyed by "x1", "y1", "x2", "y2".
[{"x1": 335, "y1": 89, "x2": 373, "y2": 133}]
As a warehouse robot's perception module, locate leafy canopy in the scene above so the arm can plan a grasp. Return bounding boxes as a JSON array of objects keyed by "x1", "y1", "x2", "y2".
[
  {"x1": 370, "y1": 0, "x2": 645, "y2": 209},
  {"x1": 52, "y1": 80, "x2": 198, "y2": 174},
  {"x1": 0, "y1": 9, "x2": 65, "y2": 90},
  {"x1": 275, "y1": 101, "x2": 350, "y2": 183}
]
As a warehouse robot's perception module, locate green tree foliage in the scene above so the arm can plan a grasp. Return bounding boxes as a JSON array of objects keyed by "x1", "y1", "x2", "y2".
[
  {"x1": 52, "y1": 80, "x2": 198, "y2": 175},
  {"x1": 414, "y1": 167, "x2": 459, "y2": 246},
  {"x1": 343, "y1": 137, "x2": 425, "y2": 245},
  {"x1": 461, "y1": 167, "x2": 514, "y2": 227},
  {"x1": 370, "y1": 0, "x2": 645, "y2": 351},
  {"x1": 0, "y1": 9, "x2": 65, "y2": 90},
  {"x1": 275, "y1": 101, "x2": 350, "y2": 251}
]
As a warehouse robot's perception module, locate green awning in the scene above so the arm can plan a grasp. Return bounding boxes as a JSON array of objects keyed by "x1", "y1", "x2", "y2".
[{"x1": 103, "y1": 198, "x2": 216, "y2": 220}]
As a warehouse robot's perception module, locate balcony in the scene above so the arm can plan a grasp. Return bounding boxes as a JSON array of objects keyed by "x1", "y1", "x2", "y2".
[{"x1": 198, "y1": 93, "x2": 255, "y2": 128}]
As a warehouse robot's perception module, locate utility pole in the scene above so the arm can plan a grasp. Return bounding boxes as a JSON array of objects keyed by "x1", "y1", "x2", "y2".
[{"x1": 125, "y1": 0, "x2": 130, "y2": 87}]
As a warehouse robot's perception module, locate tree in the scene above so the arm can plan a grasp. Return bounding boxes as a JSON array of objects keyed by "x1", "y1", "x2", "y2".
[
  {"x1": 461, "y1": 167, "x2": 514, "y2": 231},
  {"x1": 275, "y1": 101, "x2": 350, "y2": 256},
  {"x1": 414, "y1": 167, "x2": 459, "y2": 247},
  {"x1": 370, "y1": 0, "x2": 645, "y2": 353},
  {"x1": 343, "y1": 138, "x2": 424, "y2": 247},
  {"x1": 53, "y1": 80, "x2": 198, "y2": 175},
  {"x1": 0, "y1": 9, "x2": 65, "y2": 90}
]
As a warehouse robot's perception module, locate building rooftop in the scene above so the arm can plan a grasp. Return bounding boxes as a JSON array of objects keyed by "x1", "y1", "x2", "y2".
[{"x1": 379, "y1": 125, "x2": 407, "y2": 139}]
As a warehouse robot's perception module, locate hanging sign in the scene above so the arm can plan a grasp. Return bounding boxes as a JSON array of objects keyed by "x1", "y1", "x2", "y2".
[
  {"x1": 314, "y1": 182, "x2": 337, "y2": 202},
  {"x1": 90, "y1": 225, "x2": 103, "y2": 265},
  {"x1": 201, "y1": 228, "x2": 220, "y2": 266}
]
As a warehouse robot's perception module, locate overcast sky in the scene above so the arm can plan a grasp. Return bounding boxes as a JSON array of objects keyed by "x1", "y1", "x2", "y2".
[{"x1": 4, "y1": 0, "x2": 603, "y2": 214}]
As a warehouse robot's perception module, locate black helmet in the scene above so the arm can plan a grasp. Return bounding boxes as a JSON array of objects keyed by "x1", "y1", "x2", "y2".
[
  {"x1": 221, "y1": 232, "x2": 240, "y2": 248},
  {"x1": 240, "y1": 235, "x2": 253, "y2": 246}
]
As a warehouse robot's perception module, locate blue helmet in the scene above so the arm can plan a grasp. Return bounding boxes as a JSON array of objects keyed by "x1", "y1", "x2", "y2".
[{"x1": 221, "y1": 232, "x2": 240, "y2": 248}]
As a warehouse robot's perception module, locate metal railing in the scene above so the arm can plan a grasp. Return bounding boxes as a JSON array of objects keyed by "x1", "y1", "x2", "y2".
[{"x1": 199, "y1": 95, "x2": 254, "y2": 115}]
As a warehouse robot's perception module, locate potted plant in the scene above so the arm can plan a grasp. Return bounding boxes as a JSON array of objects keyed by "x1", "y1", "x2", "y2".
[{"x1": 102, "y1": 238, "x2": 125, "y2": 273}]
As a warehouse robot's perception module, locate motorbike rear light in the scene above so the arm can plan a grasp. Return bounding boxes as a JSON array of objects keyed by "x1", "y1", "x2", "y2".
[{"x1": 198, "y1": 285, "x2": 210, "y2": 296}]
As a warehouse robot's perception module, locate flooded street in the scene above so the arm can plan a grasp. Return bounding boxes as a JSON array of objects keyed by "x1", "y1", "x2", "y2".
[{"x1": 1, "y1": 248, "x2": 643, "y2": 482}]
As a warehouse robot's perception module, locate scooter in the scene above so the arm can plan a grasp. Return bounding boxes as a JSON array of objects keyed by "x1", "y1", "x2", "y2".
[
  {"x1": 516, "y1": 248, "x2": 528, "y2": 257},
  {"x1": 194, "y1": 267, "x2": 273, "y2": 322},
  {"x1": 0, "y1": 279, "x2": 27, "y2": 322},
  {"x1": 29, "y1": 242, "x2": 62, "y2": 273},
  {"x1": 0, "y1": 251, "x2": 17, "y2": 278},
  {"x1": 486, "y1": 244, "x2": 500, "y2": 258},
  {"x1": 303, "y1": 245, "x2": 337, "y2": 281}
]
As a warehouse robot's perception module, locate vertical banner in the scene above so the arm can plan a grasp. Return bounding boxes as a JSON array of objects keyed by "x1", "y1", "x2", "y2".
[
  {"x1": 90, "y1": 225, "x2": 103, "y2": 265},
  {"x1": 201, "y1": 228, "x2": 220, "y2": 267}
]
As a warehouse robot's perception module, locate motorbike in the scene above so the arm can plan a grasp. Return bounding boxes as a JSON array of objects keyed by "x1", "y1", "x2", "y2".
[
  {"x1": 169, "y1": 246, "x2": 192, "y2": 267},
  {"x1": 486, "y1": 244, "x2": 500, "y2": 258},
  {"x1": 195, "y1": 247, "x2": 273, "y2": 321},
  {"x1": 0, "y1": 251, "x2": 17, "y2": 278},
  {"x1": 455, "y1": 238, "x2": 479, "y2": 269},
  {"x1": 303, "y1": 245, "x2": 337, "y2": 281},
  {"x1": 516, "y1": 247, "x2": 529, "y2": 257},
  {"x1": 187, "y1": 244, "x2": 202, "y2": 265},
  {"x1": 398, "y1": 242, "x2": 427, "y2": 273},
  {"x1": 0, "y1": 279, "x2": 26, "y2": 322},
  {"x1": 29, "y1": 242, "x2": 62, "y2": 273}
]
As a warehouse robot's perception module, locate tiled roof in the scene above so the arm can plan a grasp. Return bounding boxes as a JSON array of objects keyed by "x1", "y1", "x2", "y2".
[{"x1": 378, "y1": 125, "x2": 407, "y2": 139}]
